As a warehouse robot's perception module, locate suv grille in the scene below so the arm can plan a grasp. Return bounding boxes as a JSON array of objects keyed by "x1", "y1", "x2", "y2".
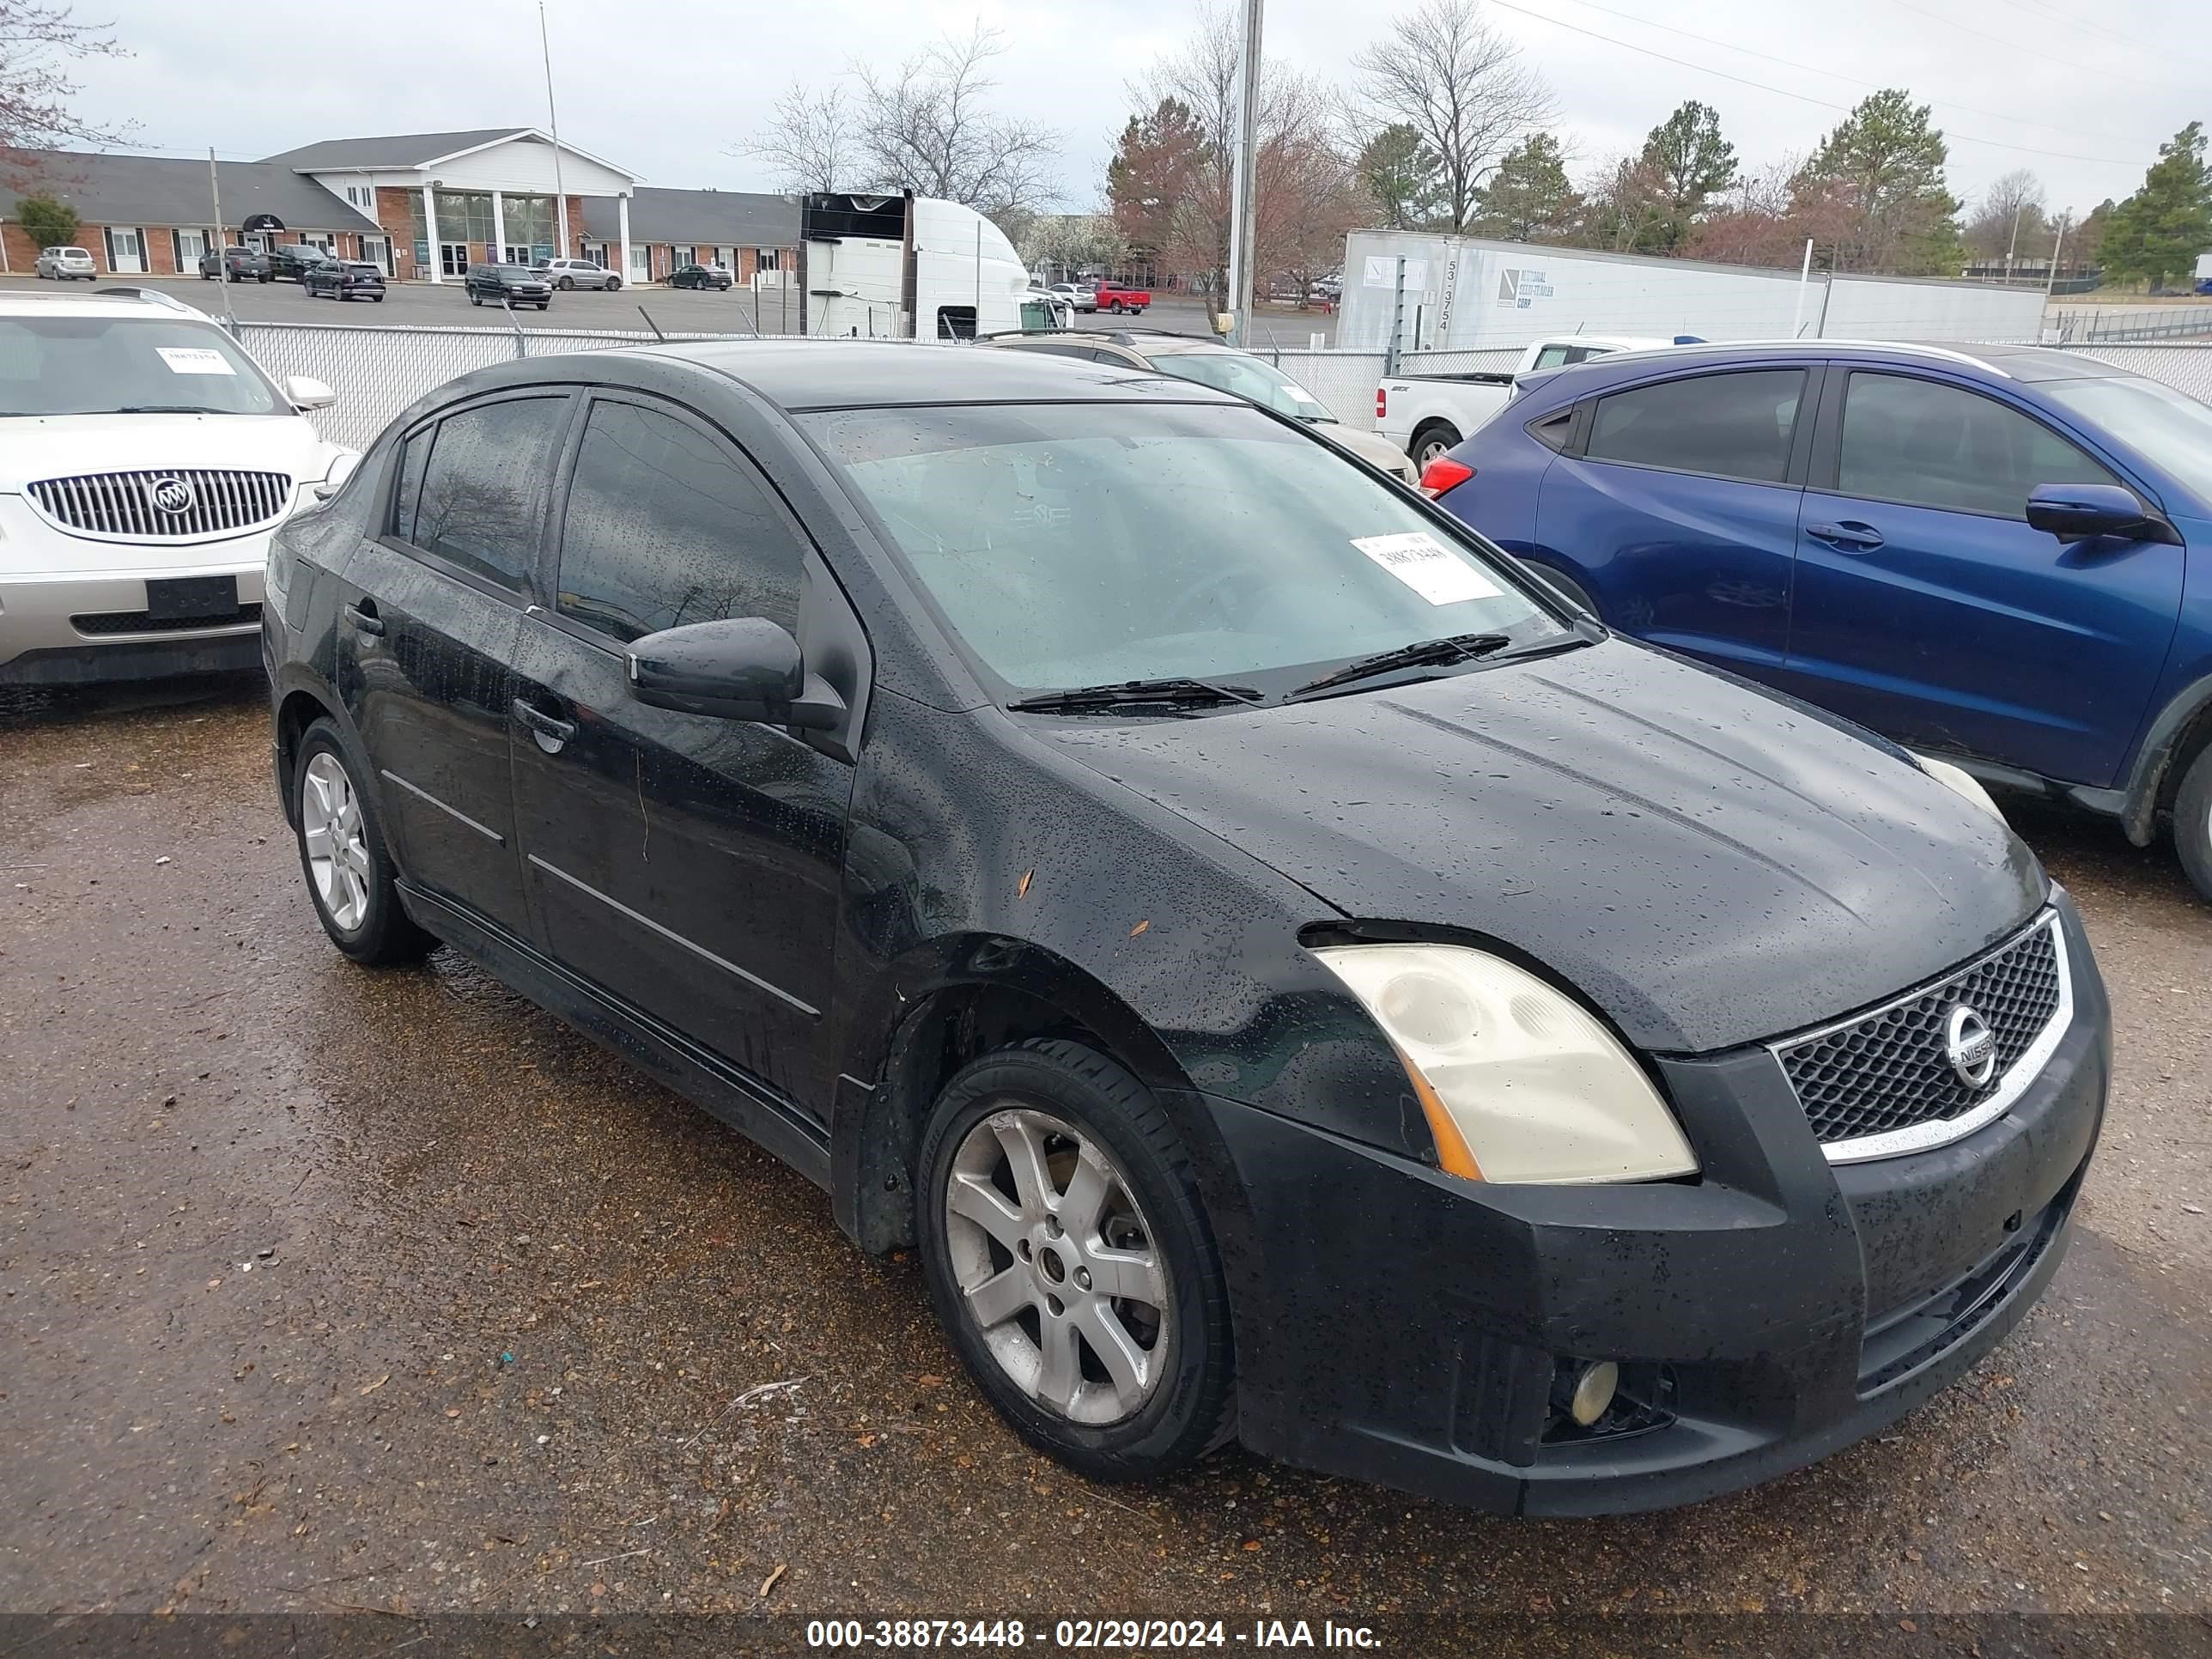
[
  {"x1": 1774, "y1": 915, "x2": 2066, "y2": 1157},
  {"x1": 29, "y1": 470, "x2": 291, "y2": 542}
]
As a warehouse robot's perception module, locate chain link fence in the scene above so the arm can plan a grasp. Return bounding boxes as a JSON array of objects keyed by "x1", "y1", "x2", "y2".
[
  {"x1": 227, "y1": 319, "x2": 2212, "y2": 452},
  {"x1": 2047, "y1": 305, "x2": 2212, "y2": 344}
]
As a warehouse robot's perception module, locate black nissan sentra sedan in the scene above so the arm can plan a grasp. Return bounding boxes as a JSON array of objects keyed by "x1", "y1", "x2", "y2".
[{"x1": 263, "y1": 343, "x2": 2107, "y2": 1515}]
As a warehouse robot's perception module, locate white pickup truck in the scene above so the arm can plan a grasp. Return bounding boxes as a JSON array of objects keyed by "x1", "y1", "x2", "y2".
[{"x1": 1376, "y1": 336, "x2": 1678, "y2": 467}]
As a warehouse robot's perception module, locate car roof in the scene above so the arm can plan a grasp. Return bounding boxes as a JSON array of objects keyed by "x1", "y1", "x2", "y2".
[
  {"x1": 1531, "y1": 337, "x2": 2133, "y2": 387},
  {"x1": 624, "y1": 339, "x2": 1249, "y2": 410},
  {"x1": 982, "y1": 327, "x2": 1231, "y2": 358},
  {"x1": 0, "y1": 290, "x2": 216, "y2": 321}
]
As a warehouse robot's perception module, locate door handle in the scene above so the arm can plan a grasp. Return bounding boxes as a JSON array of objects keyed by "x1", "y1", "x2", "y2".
[
  {"x1": 511, "y1": 697, "x2": 578, "y2": 748},
  {"x1": 1806, "y1": 521, "x2": 1887, "y2": 553},
  {"x1": 343, "y1": 600, "x2": 386, "y2": 636}
]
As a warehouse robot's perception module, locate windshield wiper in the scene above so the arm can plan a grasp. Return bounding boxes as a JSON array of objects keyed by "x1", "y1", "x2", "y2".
[
  {"x1": 1007, "y1": 676, "x2": 1264, "y2": 714},
  {"x1": 1291, "y1": 633, "x2": 1514, "y2": 698},
  {"x1": 110, "y1": 404, "x2": 227, "y2": 415}
]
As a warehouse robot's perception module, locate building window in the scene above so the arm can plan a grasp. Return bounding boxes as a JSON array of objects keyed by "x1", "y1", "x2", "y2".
[
  {"x1": 756, "y1": 248, "x2": 780, "y2": 272},
  {"x1": 345, "y1": 184, "x2": 374, "y2": 210},
  {"x1": 173, "y1": 228, "x2": 209, "y2": 267},
  {"x1": 102, "y1": 227, "x2": 146, "y2": 273}
]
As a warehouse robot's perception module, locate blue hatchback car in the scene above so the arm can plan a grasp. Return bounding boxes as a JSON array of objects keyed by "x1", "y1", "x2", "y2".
[{"x1": 1431, "y1": 341, "x2": 2212, "y2": 900}]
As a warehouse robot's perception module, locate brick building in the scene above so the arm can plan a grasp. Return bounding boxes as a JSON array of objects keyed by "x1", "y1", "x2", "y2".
[{"x1": 1, "y1": 129, "x2": 800, "y2": 285}]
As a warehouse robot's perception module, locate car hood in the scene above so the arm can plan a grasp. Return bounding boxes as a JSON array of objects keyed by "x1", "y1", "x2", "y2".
[
  {"x1": 0, "y1": 413, "x2": 335, "y2": 495},
  {"x1": 1037, "y1": 641, "x2": 2045, "y2": 1054},
  {"x1": 1316, "y1": 422, "x2": 1418, "y2": 479}
]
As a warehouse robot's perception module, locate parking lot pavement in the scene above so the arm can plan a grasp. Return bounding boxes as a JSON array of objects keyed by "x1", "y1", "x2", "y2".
[{"x1": 3, "y1": 678, "x2": 2207, "y2": 1643}]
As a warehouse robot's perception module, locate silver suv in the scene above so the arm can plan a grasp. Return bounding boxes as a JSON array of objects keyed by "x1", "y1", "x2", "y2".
[
  {"x1": 34, "y1": 246, "x2": 95, "y2": 282},
  {"x1": 536, "y1": 257, "x2": 621, "y2": 292}
]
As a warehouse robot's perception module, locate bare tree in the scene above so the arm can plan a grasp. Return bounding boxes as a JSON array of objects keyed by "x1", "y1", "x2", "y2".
[
  {"x1": 852, "y1": 24, "x2": 1060, "y2": 216},
  {"x1": 1965, "y1": 167, "x2": 2047, "y2": 264},
  {"x1": 736, "y1": 82, "x2": 858, "y2": 193},
  {"x1": 1352, "y1": 0, "x2": 1553, "y2": 234},
  {"x1": 0, "y1": 1, "x2": 130, "y2": 184}
]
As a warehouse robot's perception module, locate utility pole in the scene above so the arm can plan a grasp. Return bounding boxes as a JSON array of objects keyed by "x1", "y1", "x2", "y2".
[
  {"x1": 207, "y1": 148, "x2": 236, "y2": 330},
  {"x1": 2004, "y1": 201, "x2": 2024, "y2": 285},
  {"x1": 2044, "y1": 211, "x2": 2069, "y2": 303},
  {"x1": 1223, "y1": 0, "x2": 1263, "y2": 346},
  {"x1": 539, "y1": 1, "x2": 569, "y2": 259}
]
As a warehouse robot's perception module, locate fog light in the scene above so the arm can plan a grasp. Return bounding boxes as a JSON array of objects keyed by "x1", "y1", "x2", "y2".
[{"x1": 1565, "y1": 1360, "x2": 1619, "y2": 1427}]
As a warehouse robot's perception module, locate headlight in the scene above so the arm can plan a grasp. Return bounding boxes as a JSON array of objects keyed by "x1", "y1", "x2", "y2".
[
  {"x1": 1311, "y1": 943, "x2": 1698, "y2": 1185},
  {"x1": 1915, "y1": 753, "x2": 2004, "y2": 820}
]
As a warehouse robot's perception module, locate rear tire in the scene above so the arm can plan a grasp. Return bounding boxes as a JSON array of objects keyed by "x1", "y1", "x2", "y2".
[
  {"x1": 915, "y1": 1039, "x2": 1235, "y2": 1484},
  {"x1": 557, "y1": 276, "x2": 574, "y2": 290},
  {"x1": 2172, "y1": 744, "x2": 2212, "y2": 903},
  {"x1": 291, "y1": 720, "x2": 434, "y2": 966},
  {"x1": 1410, "y1": 421, "x2": 1463, "y2": 470}
]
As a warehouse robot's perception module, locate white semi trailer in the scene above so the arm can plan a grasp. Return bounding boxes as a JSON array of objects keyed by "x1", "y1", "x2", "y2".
[
  {"x1": 1336, "y1": 232, "x2": 2047, "y2": 355},
  {"x1": 800, "y1": 192, "x2": 1034, "y2": 341}
]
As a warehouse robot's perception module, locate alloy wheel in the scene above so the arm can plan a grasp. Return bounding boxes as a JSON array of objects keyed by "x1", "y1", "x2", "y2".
[
  {"x1": 943, "y1": 1107, "x2": 1171, "y2": 1425},
  {"x1": 300, "y1": 751, "x2": 370, "y2": 933}
]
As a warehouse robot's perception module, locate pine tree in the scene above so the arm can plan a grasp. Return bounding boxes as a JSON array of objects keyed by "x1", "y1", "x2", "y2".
[
  {"x1": 1358, "y1": 124, "x2": 1445, "y2": 230},
  {"x1": 2100, "y1": 123, "x2": 2212, "y2": 290},
  {"x1": 1476, "y1": 133, "x2": 1580, "y2": 242},
  {"x1": 1638, "y1": 101, "x2": 1735, "y2": 251},
  {"x1": 1794, "y1": 89, "x2": 1960, "y2": 276}
]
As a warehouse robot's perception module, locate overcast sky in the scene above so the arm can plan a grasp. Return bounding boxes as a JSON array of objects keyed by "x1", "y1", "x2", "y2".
[{"x1": 67, "y1": 0, "x2": 2207, "y2": 225}]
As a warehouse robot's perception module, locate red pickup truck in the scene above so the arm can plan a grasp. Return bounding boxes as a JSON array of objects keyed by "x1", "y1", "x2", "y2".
[{"x1": 1091, "y1": 280, "x2": 1151, "y2": 314}]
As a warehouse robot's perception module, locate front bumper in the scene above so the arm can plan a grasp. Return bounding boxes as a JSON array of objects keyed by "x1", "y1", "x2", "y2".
[
  {"x1": 1200, "y1": 896, "x2": 2109, "y2": 1515},
  {"x1": 0, "y1": 553, "x2": 269, "y2": 685}
]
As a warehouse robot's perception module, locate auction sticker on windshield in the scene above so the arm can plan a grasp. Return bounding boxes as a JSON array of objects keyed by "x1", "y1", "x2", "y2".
[
  {"x1": 155, "y1": 347, "x2": 236, "y2": 375},
  {"x1": 1352, "y1": 531, "x2": 1503, "y2": 605}
]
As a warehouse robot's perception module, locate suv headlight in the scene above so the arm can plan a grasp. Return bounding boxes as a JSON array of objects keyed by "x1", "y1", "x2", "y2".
[{"x1": 1312, "y1": 943, "x2": 1698, "y2": 1185}]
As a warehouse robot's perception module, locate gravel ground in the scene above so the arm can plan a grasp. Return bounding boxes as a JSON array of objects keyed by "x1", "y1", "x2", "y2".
[{"x1": 1, "y1": 675, "x2": 2207, "y2": 1653}]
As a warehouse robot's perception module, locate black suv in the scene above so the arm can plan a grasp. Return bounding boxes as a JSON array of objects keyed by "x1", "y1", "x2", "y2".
[
  {"x1": 266, "y1": 244, "x2": 337, "y2": 283},
  {"x1": 198, "y1": 246, "x2": 272, "y2": 283},
  {"x1": 265, "y1": 343, "x2": 2106, "y2": 1516},
  {"x1": 465, "y1": 263, "x2": 554, "y2": 310},
  {"x1": 303, "y1": 259, "x2": 387, "y2": 302}
]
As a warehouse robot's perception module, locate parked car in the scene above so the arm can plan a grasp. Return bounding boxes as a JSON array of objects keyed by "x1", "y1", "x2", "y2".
[
  {"x1": 668, "y1": 263, "x2": 733, "y2": 290},
  {"x1": 984, "y1": 326, "x2": 1419, "y2": 484},
  {"x1": 1049, "y1": 282, "x2": 1096, "y2": 314},
  {"x1": 538, "y1": 257, "x2": 621, "y2": 292},
  {"x1": 199, "y1": 246, "x2": 273, "y2": 283},
  {"x1": 33, "y1": 246, "x2": 96, "y2": 281},
  {"x1": 1433, "y1": 337, "x2": 2212, "y2": 898},
  {"x1": 1090, "y1": 279, "x2": 1150, "y2": 314},
  {"x1": 464, "y1": 264, "x2": 554, "y2": 310},
  {"x1": 1379, "y1": 335, "x2": 1674, "y2": 467},
  {"x1": 0, "y1": 289, "x2": 353, "y2": 686},
  {"x1": 303, "y1": 259, "x2": 387, "y2": 303},
  {"x1": 265, "y1": 244, "x2": 337, "y2": 283},
  {"x1": 264, "y1": 340, "x2": 2105, "y2": 1516}
]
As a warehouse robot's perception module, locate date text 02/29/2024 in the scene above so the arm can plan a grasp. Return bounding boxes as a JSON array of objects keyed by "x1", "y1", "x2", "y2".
[{"x1": 805, "y1": 1619, "x2": 1383, "y2": 1650}]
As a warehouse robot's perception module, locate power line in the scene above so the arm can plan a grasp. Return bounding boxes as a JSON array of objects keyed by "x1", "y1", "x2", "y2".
[
  {"x1": 1483, "y1": 0, "x2": 2146, "y2": 168},
  {"x1": 1878, "y1": 0, "x2": 2191, "y2": 94},
  {"x1": 1551, "y1": 0, "x2": 2152, "y2": 141}
]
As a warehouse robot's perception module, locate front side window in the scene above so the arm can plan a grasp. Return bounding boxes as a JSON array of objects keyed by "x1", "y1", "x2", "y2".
[
  {"x1": 0, "y1": 315, "x2": 282, "y2": 417},
  {"x1": 801, "y1": 402, "x2": 1562, "y2": 696},
  {"x1": 1585, "y1": 369, "x2": 1805, "y2": 484},
  {"x1": 556, "y1": 401, "x2": 803, "y2": 642},
  {"x1": 1836, "y1": 373, "x2": 2117, "y2": 518},
  {"x1": 403, "y1": 397, "x2": 568, "y2": 587}
]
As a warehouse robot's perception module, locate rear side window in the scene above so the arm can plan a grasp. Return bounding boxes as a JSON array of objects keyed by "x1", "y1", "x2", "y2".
[
  {"x1": 1835, "y1": 372, "x2": 2118, "y2": 519},
  {"x1": 1586, "y1": 370, "x2": 1805, "y2": 484},
  {"x1": 1532, "y1": 345, "x2": 1573, "y2": 369},
  {"x1": 402, "y1": 396, "x2": 568, "y2": 586},
  {"x1": 555, "y1": 400, "x2": 804, "y2": 642}
]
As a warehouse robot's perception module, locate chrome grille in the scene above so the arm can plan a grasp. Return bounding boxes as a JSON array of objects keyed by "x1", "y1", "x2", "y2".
[
  {"x1": 1773, "y1": 914, "x2": 2069, "y2": 1163},
  {"x1": 27, "y1": 469, "x2": 292, "y2": 542}
]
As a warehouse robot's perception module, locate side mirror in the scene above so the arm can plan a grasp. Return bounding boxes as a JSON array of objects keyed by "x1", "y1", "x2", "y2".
[
  {"x1": 2026, "y1": 482, "x2": 2168, "y2": 544},
  {"x1": 627, "y1": 617, "x2": 846, "y2": 731},
  {"x1": 285, "y1": 374, "x2": 337, "y2": 411}
]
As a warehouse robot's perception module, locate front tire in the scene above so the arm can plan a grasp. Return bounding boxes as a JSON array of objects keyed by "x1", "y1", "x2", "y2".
[
  {"x1": 916, "y1": 1039, "x2": 1234, "y2": 1483},
  {"x1": 291, "y1": 720, "x2": 434, "y2": 966},
  {"x1": 605, "y1": 276, "x2": 621, "y2": 291},
  {"x1": 2172, "y1": 744, "x2": 2212, "y2": 902}
]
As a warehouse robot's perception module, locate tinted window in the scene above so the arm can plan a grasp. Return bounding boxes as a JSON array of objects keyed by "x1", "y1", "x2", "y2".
[
  {"x1": 556, "y1": 400, "x2": 803, "y2": 642},
  {"x1": 1532, "y1": 345, "x2": 1572, "y2": 369},
  {"x1": 408, "y1": 397, "x2": 568, "y2": 586},
  {"x1": 1837, "y1": 373, "x2": 2118, "y2": 518},
  {"x1": 1586, "y1": 370, "x2": 1804, "y2": 483}
]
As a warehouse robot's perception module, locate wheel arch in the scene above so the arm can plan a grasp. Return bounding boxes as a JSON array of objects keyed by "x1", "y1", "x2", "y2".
[
  {"x1": 2121, "y1": 671, "x2": 2212, "y2": 846},
  {"x1": 270, "y1": 671, "x2": 364, "y2": 832},
  {"x1": 831, "y1": 936, "x2": 1204, "y2": 1257}
]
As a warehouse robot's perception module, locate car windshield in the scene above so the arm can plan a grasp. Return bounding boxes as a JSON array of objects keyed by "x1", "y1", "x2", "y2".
[
  {"x1": 1144, "y1": 350, "x2": 1334, "y2": 422},
  {"x1": 2043, "y1": 374, "x2": 2212, "y2": 504},
  {"x1": 0, "y1": 314, "x2": 281, "y2": 416},
  {"x1": 801, "y1": 401, "x2": 1564, "y2": 697}
]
